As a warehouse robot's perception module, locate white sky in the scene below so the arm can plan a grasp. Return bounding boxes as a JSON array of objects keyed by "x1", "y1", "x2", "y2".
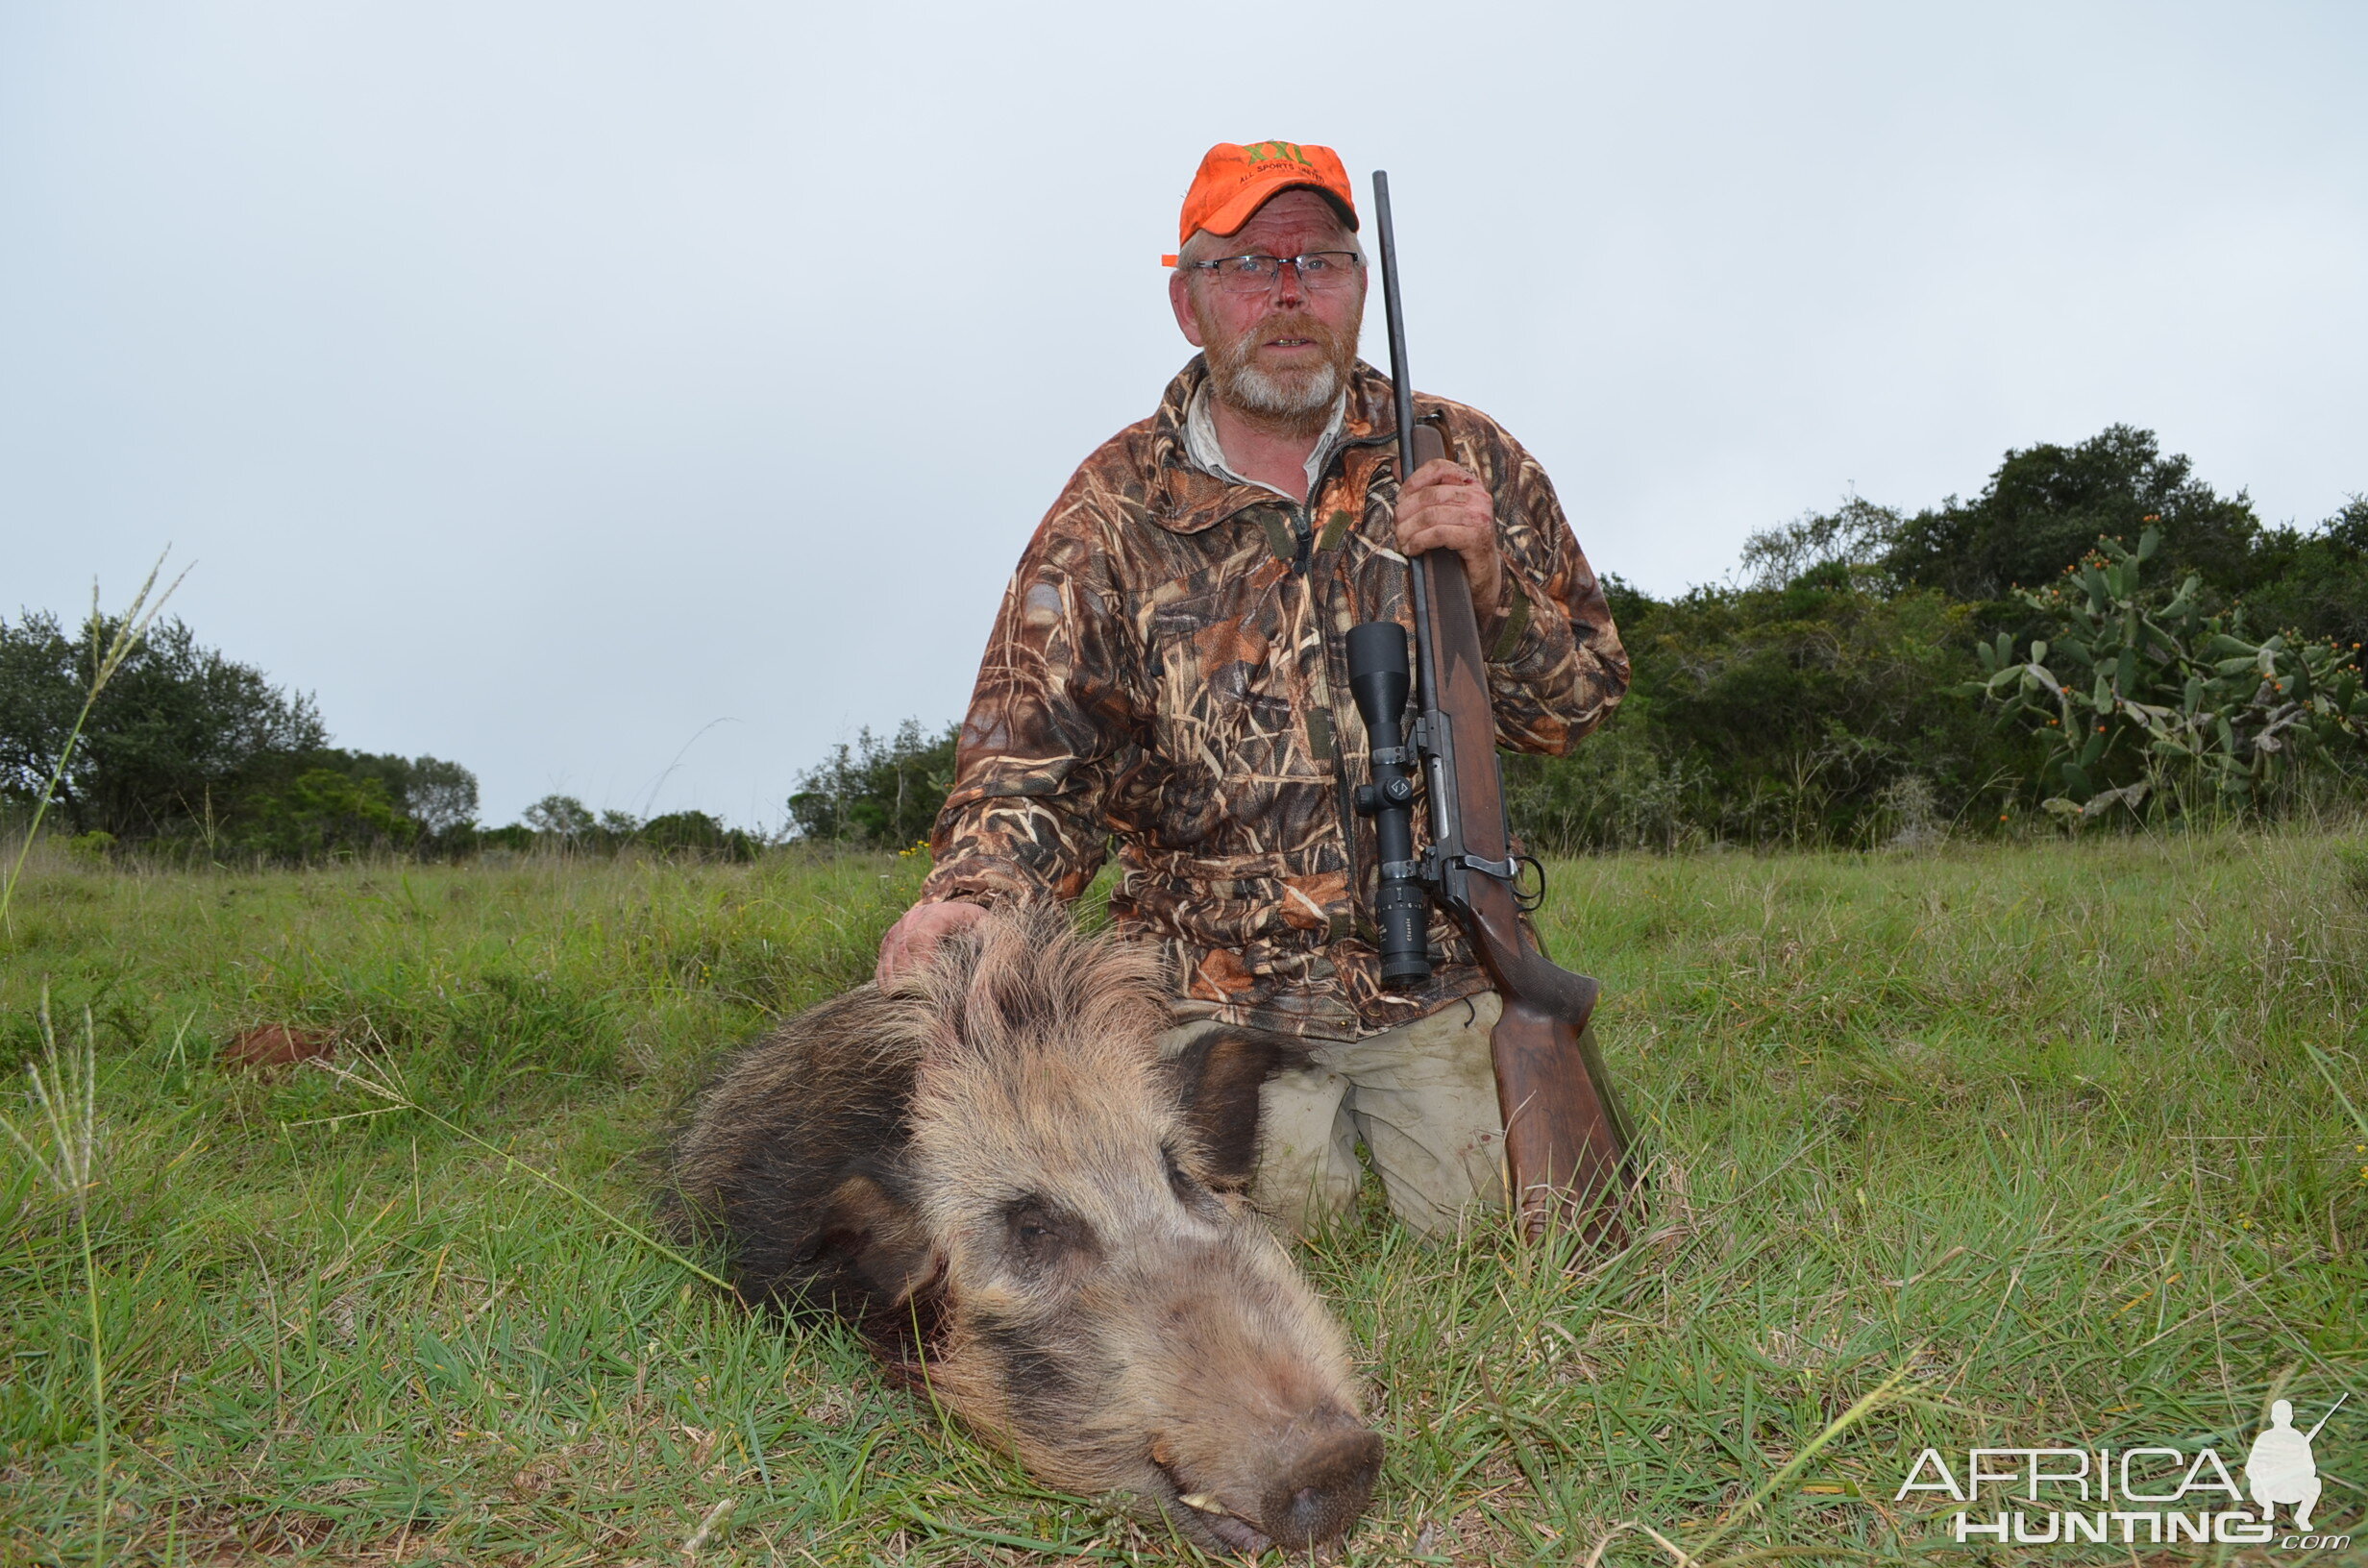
[{"x1": 5, "y1": 2, "x2": 2362, "y2": 828}]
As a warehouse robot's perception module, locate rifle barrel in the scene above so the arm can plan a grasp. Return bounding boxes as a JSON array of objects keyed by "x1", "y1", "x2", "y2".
[
  {"x1": 1372, "y1": 171, "x2": 1419, "y2": 494},
  {"x1": 1372, "y1": 171, "x2": 1440, "y2": 723}
]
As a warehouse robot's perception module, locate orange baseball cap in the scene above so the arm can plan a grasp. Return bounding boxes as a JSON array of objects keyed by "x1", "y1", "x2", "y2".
[{"x1": 1161, "y1": 140, "x2": 1358, "y2": 267}]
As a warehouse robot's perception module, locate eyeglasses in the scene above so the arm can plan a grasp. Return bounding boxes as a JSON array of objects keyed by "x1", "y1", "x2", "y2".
[{"x1": 1182, "y1": 251, "x2": 1364, "y2": 294}]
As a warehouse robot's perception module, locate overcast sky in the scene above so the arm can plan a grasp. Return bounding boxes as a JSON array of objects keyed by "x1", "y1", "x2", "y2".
[{"x1": 5, "y1": 2, "x2": 2362, "y2": 828}]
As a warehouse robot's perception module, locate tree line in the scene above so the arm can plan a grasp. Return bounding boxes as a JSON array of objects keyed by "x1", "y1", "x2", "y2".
[
  {"x1": 0, "y1": 613, "x2": 768, "y2": 862},
  {"x1": 1503, "y1": 424, "x2": 2365, "y2": 850},
  {"x1": 7, "y1": 424, "x2": 2360, "y2": 863},
  {"x1": 0, "y1": 610, "x2": 478, "y2": 860}
]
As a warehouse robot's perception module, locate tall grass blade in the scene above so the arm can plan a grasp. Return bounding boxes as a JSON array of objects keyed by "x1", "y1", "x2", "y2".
[
  {"x1": 2303, "y1": 1041, "x2": 2368, "y2": 1143},
  {"x1": 1681, "y1": 1361, "x2": 1917, "y2": 1560},
  {"x1": 0, "y1": 992, "x2": 110, "y2": 1564},
  {"x1": 0, "y1": 550, "x2": 189, "y2": 934}
]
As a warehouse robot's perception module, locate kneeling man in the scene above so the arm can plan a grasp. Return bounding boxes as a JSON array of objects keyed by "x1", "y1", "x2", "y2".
[{"x1": 878, "y1": 139, "x2": 1627, "y2": 1237}]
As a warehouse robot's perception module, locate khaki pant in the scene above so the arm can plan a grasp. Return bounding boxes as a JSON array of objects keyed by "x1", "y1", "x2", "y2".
[{"x1": 1162, "y1": 992, "x2": 1509, "y2": 1239}]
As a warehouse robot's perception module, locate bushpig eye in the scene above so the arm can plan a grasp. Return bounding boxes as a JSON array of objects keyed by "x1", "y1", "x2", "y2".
[
  {"x1": 1002, "y1": 1196, "x2": 1095, "y2": 1273},
  {"x1": 1165, "y1": 1151, "x2": 1202, "y2": 1208},
  {"x1": 1162, "y1": 1141, "x2": 1222, "y2": 1215}
]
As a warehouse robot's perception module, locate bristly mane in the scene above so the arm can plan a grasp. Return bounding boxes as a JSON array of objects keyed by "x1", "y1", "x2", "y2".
[{"x1": 880, "y1": 903, "x2": 1172, "y2": 1065}]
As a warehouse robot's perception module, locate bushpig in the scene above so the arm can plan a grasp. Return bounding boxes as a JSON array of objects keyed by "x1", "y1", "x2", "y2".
[{"x1": 667, "y1": 906, "x2": 1383, "y2": 1555}]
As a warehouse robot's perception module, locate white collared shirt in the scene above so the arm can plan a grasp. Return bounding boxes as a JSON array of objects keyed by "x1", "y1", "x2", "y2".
[{"x1": 1182, "y1": 383, "x2": 1349, "y2": 503}]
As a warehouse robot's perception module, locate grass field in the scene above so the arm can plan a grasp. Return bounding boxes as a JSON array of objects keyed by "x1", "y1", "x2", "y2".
[{"x1": 2, "y1": 829, "x2": 2364, "y2": 1565}]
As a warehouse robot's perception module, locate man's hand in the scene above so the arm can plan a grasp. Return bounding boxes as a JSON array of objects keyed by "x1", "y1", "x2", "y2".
[
  {"x1": 876, "y1": 898, "x2": 989, "y2": 988},
  {"x1": 1394, "y1": 458, "x2": 1504, "y2": 625}
]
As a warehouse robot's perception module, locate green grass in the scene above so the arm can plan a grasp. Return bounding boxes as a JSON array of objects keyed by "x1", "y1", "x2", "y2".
[{"x1": 2, "y1": 831, "x2": 2363, "y2": 1565}]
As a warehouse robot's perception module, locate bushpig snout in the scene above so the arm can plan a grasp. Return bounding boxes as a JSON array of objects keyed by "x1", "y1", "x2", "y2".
[
  {"x1": 1263, "y1": 1428, "x2": 1384, "y2": 1550},
  {"x1": 1122, "y1": 1240, "x2": 1381, "y2": 1554}
]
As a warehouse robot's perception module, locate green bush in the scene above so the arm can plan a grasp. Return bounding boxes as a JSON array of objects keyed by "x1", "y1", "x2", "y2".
[
  {"x1": 474, "y1": 822, "x2": 535, "y2": 853},
  {"x1": 240, "y1": 768, "x2": 418, "y2": 859},
  {"x1": 63, "y1": 830, "x2": 114, "y2": 867},
  {"x1": 333, "y1": 751, "x2": 479, "y2": 833},
  {"x1": 1963, "y1": 527, "x2": 2368, "y2": 820},
  {"x1": 786, "y1": 719, "x2": 957, "y2": 849},
  {"x1": 500, "y1": 798, "x2": 756, "y2": 860},
  {"x1": 517, "y1": 795, "x2": 648, "y2": 850},
  {"x1": 2240, "y1": 495, "x2": 2368, "y2": 652},
  {"x1": 218, "y1": 747, "x2": 479, "y2": 859},
  {"x1": 639, "y1": 809, "x2": 756, "y2": 861},
  {"x1": 1507, "y1": 578, "x2": 2026, "y2": 851}
]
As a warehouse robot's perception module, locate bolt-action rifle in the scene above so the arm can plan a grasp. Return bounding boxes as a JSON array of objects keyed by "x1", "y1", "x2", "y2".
[{"x1": 1346, "y1": 170, "x2": 1640, "y2": 1244}]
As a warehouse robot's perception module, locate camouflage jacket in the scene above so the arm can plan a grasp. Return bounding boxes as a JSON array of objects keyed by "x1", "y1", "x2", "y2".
[{"x1": 921, "y1": 357, "x2": 1628, "y2": 1041}]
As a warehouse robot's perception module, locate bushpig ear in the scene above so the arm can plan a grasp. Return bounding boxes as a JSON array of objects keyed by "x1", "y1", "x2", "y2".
[
  {"x1": 1166, "y1": 1029, "x2": 1310, "y2": 1190},
  {"x1": 816, "y1": 1172, "x2": 942, "y2": 1329}
]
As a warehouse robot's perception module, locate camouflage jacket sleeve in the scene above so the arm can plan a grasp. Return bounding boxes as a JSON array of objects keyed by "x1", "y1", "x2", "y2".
[
  {"x1": 920, "y1": 491, "x2": 1141, "y2": 909},
  {"x1": 1451, "y1": 410, "x2": 1631, "y2": 757}
]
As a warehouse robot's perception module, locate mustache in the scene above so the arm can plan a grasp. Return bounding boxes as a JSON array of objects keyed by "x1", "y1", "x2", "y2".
[{"x1": 1221, "y1": 310, "x2": 1350, "y2": 361}]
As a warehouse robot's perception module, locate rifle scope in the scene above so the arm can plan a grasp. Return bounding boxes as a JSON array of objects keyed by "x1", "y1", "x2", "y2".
[{"x1": 1346, "y1": 620, "x2": 1433, "y2": 988}]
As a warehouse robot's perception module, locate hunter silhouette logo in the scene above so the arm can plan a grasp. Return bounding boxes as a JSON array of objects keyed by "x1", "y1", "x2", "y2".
[{"x1": 2247, "y1": 1396, "x2": 2340, "y2": 1531}]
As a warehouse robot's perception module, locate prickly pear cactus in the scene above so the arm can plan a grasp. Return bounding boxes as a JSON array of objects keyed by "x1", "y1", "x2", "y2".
[{"x1": 1962, "y1": 527, "x2": 2368, "y2": 818}]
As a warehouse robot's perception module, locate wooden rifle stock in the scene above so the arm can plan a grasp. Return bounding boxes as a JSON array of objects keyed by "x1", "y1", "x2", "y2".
[{"x1": 1372, "y1": 168, "x2": 1640, "y2": 1244}]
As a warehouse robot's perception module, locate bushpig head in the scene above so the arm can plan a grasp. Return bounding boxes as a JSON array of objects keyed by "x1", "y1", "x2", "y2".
[
  {"x1": 899, "y1": 913, "x2": 1381, "y2": 1554},
  {"x1": 671, "y1": 906, "x2": 1381, "y2": 1555}
]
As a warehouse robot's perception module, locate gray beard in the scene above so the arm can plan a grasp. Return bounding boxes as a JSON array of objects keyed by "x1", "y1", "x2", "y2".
[{"x1": 1216, "y1": 355, "x2": 1344, "y2": 425}]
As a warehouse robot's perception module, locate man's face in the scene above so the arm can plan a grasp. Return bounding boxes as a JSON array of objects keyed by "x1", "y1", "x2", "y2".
[{"x1": 1168, "y1": 190, "x2": 1366, "y2": 430}]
